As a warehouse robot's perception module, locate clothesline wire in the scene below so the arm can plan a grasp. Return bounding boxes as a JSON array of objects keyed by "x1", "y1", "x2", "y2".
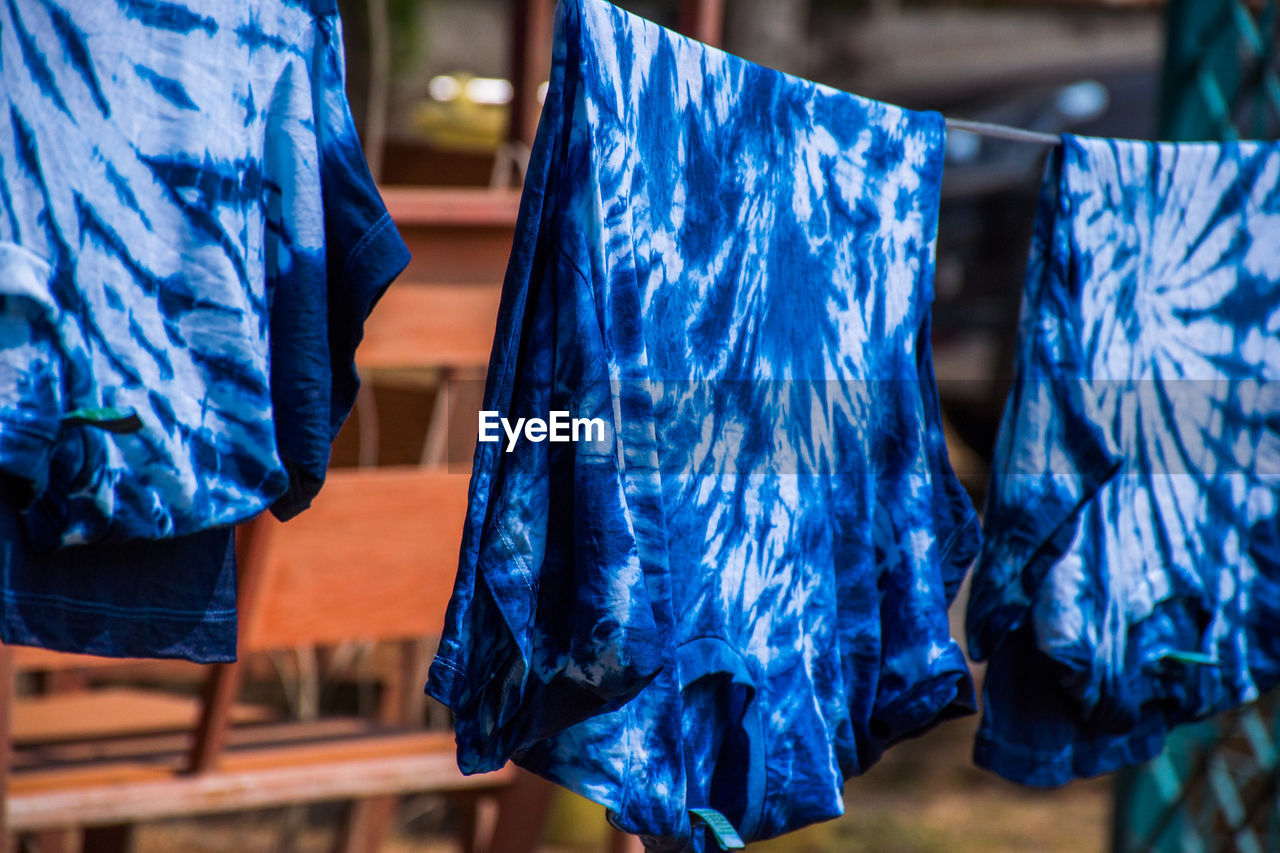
[{"x1": 944, "y1": 117, "x2": 1063, "y2": 146}]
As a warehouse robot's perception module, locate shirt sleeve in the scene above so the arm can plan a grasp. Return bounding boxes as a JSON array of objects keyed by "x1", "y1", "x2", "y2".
[
  {"x1": 965, "y1": 148, "x2": 1121, "y2": 662},
  {"x1": 267, "y1": 10, "x2": 409, "y2": 521}
]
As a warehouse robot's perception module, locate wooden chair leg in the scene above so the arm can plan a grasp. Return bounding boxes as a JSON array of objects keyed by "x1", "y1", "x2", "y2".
[
  {"x1": 678, "y1": 0, "x2": 725, "y2": 46},
  {"x1": 453, "y1": 793, "x2": 481, "y2": 853},
  {"x1": 0, "y1": 643, "x2": 13, "y2": 846},
  {"x1": 79, "y1": 824, "x2": 133, "y2": 853},
  {"x1": 337, "y1": 796, "x2": 399, "y2": 853},
  {"x1": 487, "y1": 769, "x2": 555, "y2": 853},
  {"x1": 20, "y1": 829, "x2": 76, "y2": 853}
]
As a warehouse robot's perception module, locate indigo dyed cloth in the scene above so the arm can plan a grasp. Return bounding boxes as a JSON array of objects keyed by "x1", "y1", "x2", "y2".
[
  {"x1": 427, "y1": 0, "x2": 980, "y2": 848},
  {"x1": 0, "y1": 486, "x2": 237, "y2": 663},
  {"x1": 969, "y1": 134, "x2": 1280, "y2": 786},
  {"x1": 0, "y1": 0, "x2": 406, "y2": 550}
]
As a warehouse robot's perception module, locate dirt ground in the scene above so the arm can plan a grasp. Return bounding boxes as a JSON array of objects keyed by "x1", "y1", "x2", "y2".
[{"x1": 753, "y1": 712, "x2": 1111, "y2": 853}]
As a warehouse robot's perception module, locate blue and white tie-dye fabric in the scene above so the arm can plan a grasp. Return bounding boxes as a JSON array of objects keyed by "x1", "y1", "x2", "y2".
[
  {"x1": 0, "y1": 0, "x2": 405, "y2": 549},
  {"x1": 968, "y1": 134, "x2": 1280, "y2": 785},
  {"x1": 427, "y1": 0, "x2": 979, "y2": 848}
]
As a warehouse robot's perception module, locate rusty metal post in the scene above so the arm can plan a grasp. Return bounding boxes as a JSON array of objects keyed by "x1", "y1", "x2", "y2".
[
  {"x1": 509, "y1": 0, "x2": 556, "y2": 148},
  {"x1": 678, "y1": 0, "x2": 726, "y2": 47}
]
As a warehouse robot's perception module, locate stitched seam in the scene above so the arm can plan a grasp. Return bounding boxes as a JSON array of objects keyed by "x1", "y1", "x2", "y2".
[
  {"x1": 342, "y1": 211, "x2": 396, "y2": 279},
  {"x1": 430, "y1": 655, "x2": 463, "y2": 677},
  {"x1": 493, "y1": 521, "x2": 536, "y2": 593},
  {"x1": 1, "y1": 590, "x2": 235, "y2": 620},
  {"x1": 936, "y1": 504, "x2": 980, "y2": 563}
]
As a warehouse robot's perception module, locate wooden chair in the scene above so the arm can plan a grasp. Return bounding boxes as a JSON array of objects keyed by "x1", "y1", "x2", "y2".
[
  {"x1": 1, "y1": 634, "x2": 276, "y2": 853},
  {"x1": 0, "y1": 465, "x2": 547, "y2": 852}
]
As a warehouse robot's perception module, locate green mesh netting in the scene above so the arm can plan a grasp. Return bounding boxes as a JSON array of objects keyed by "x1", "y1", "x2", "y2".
[
  {"x1": 1160, "y1": 0, "x2": 1280, "y2": 140},
  {"x1": 1113, "y1": 4, "x2": 1280, "y2": 852}
]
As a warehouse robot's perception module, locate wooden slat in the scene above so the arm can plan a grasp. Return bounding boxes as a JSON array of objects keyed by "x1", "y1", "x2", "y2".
[
  {"x1": 379, "y1": 188, "x2": 521, "y2": 227},
  {"x1": 12, "y1": 689, "x2": 273, "y2": 745},
  {"x1": 222, "y1": 729, "x2": 458, "y2": 771},
  {"x1": 14, "y1": 730, "x2": 456, "y2": 794},
  {"x1": 9, "y1": 736, "x2": 515, "y2": 831},
  {"x1": 357, "y1": 283, "x2": 502, "y2": 371},
  {"x1": 9, "y1": 718, "x2": 377, "y2": 769},
  {"x1": 397, "y1": 227, "x2": 516, "y2": 285},
  {"x1": 378, "y1": 187, "x2": 521, "y2": 284},
  {"x1": 11, "y1": 648, "x2": 125, "y2": 671},
  {"x1": 240, "y1": 468, "x2": 471, "y2": 651},
  {"x1": 8, "y1": 647, "x2": 202, "y2": 675}
]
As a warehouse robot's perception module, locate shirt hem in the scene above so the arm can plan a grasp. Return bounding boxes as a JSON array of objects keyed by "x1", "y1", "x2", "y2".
[{"x1": 973, "y1": 718, "x2": 1167, "y2": 788}]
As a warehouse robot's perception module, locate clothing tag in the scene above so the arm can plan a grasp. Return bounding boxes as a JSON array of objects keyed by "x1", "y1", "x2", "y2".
[
  {"x1": 62, "y1": 406, "x2": 143, "y2": 434},
  {"x1": 689, "y1": 808, "x2": 745, "y2": 850},
  {"x1": 1161, "y1": 651, "x2": 1222, "y2": 667}
]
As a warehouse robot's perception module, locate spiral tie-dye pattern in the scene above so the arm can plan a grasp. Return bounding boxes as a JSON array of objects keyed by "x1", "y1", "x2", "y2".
[{"x1": 969, "y1": 135, "x2": 1280, "y2": 786}]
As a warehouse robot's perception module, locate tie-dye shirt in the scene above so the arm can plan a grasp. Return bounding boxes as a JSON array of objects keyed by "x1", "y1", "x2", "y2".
[
  {"x1": 0, "y1": 0, "x2": 405, "y2": 549},
  {"x1": 969, "y1": 135, "x2": 1280, "y2": 785},
  {"x1": 427, "y1": 1, "x2": 979, "y2": 848}
]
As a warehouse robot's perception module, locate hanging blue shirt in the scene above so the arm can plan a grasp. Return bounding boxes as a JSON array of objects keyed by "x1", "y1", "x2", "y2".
[
  {"x1": 0, "y1": 0, "x2": 405, "y2": 661},
  {"x1": 426, "y1": 0, "x2": 979, "y2": 848},
  {"x1": 969, "y1": 134, "x2": 1280, "y2": 785},
  {"x1": 0, "y1": 0, "x2": 405, "y2": 550}
]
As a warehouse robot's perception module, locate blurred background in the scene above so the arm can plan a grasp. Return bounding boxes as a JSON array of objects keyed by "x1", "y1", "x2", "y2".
[{"x1": 18, "y1": 1, "x2": 1280, "y2": 852}]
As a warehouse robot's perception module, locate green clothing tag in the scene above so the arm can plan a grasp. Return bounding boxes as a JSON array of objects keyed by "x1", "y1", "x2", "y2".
[
  {"x1": 689, "y1": 808, "x2": 745, "y2": 850},
  {"x1": 62, "y1": 406, "x2": 143, "y2": 434},
  {"x1": 1161, "y1": 651, "x2": 1222, "y2": 667}
]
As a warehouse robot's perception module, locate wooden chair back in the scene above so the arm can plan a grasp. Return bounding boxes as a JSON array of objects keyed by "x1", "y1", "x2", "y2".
[
  {"x1": 191, "y1": 271, "x2": 501, "y2": 775},
  {"x1": 187, "y1": 464, "x2": 473, "y2": 767},
  {"x1": 380, "y1": 188, "x2": 520, "y2": 285},
  {"x1": 237, "y1": 467, "x2": 470, "y2": 653},
  {"x1": 0, "y1": 189, "x2": 538, "y2": 850},
  {"x1": 355, "y1": 283, "x2": 503, "y2": 373},
  {"x1": 351, "y1": 280, "x2": 501, "y2": 470}
]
